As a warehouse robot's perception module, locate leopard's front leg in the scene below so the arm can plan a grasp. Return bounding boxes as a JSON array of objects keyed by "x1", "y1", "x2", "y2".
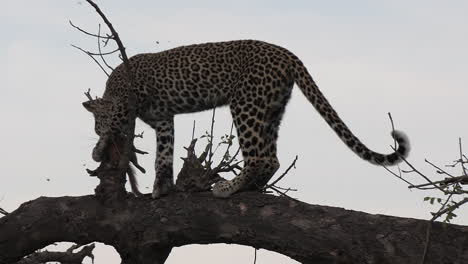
[{"x1": 150, "y1": 118, "x2": 175, "y2": 198}]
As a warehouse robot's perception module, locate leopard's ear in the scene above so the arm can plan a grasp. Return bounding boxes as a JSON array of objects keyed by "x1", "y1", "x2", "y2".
[{"x1": 82, "y1": 99, "x2": 102, "y2": 113}]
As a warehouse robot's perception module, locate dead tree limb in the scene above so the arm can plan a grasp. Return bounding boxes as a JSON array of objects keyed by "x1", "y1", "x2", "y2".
[
  {"x1": 15, "y1": 244, "x2": 95, "y2": 264},
  {"x1": 1, "y1": 193, "x2": 467, "y2": 264}
]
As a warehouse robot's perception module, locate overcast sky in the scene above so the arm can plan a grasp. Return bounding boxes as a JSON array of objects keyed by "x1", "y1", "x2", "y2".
[{"x1": 2, "y1": 0, "x2": 467, "y2": 263}]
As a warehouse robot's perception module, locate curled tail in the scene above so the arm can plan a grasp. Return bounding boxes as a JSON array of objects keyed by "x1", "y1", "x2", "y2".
[{"x1": 291, "y1": 58, "x2": 410, "y2": 166}]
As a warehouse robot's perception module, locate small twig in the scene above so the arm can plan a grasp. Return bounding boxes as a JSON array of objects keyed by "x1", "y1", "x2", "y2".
[
  {"x1": 212, "y1": 160, "x2": 243, "y2": 174},
  {"x1": 132, "y1": 146, "x2": 148, "y2": 155},
  {"x1": 264, "y1": 155, "x2": 298, "y2": 190},
  {"x1": 395, "y1": 151, "x2": 446, "y2": 192},
  {"x1": 135, "y1": 131, "x2": 144, "y2": 138},
  {"x1": 85, "y1": 0, "x2": 132, "y2": 79},
  {"x1": 71, "y1": 44, "x2": 110, "y2": 77},
  {"x1": 430, "y1": 193, "x2": 454, "y2": 221},
  {"x1": 432, "y1": 197, "x2": 468, "y2": 220},
  {"x1": 459, "y1": 138, "x2": 467, "y2": 176},
  {"x1": 97, "y1": 24, "x2": 115, "y2": 72},
  {"x1": 0, "y1": 207, "x2": 8, "y2": 216},
  {"x1": 84, "y1": 88, "x2": 94, "y2": 101},
  {"x1": 225, "y1": 147, "x2": 242, "y2": 166},
  {"x1": 220, "y1": 122, "x2": 236, "y2": 162},
  {"x1": 387, "y1": 112, "x2": 405, "y2": 179},
  {"x1": 253, "y1": 248, "x2": 257, "y2": 264},
  {"x1": 425, "y1": 159, "x2": 454, "y2": 177},
  {"x1": 72, "y1": 47, "x2": 119, "y2": 56},
  {"x1": 273, "y1": 185, "x2": 298, "y2": 192},
  {"x1": 408, "y1": 175, "x2": 467, "y2": 189},
  {"x1": 69, "y1": 20, "x2": 112, "y2": 39},
  {"x1": 269, "y1": 186, "x2": 300, "y2": 201},
  {"x1": 207, "y1": 108, "x2": 216, "y2": 166},
  {"x1": 191, "y1": 120, "x2": 196, "y2": 141},
  {"x1": 381, "y1": 164, "x2": 415, "y2": 187}
]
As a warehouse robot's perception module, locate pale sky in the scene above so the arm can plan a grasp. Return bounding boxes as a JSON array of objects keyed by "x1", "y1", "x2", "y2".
[{"x1": 2, "y1": 1, "x2": 467, "y2": 263}]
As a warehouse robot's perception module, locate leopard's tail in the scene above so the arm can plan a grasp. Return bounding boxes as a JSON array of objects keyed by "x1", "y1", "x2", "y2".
[{"x1": 291, "y1": 57, "x2": 410, "y2": 166}]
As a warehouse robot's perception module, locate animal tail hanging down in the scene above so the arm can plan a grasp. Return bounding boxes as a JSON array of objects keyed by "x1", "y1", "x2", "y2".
[{"x1": 292, "y1": 57, "x2": 410, "y2": 166}]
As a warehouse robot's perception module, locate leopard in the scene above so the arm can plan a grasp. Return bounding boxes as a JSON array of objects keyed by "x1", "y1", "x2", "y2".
[{"x1": 83, "y1": 40, "x2": 410, "y2": 198}]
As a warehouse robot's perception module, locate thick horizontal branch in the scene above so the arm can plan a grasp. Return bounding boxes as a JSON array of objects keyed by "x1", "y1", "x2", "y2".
[{"x1": 1, "y1": 192, "x2": 467, "y2": 264}]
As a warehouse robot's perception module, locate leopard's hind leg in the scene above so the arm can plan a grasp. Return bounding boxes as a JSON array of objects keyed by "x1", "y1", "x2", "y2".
[{"x1": 212, "y1": 75, "x2": 293, "y2": 197}]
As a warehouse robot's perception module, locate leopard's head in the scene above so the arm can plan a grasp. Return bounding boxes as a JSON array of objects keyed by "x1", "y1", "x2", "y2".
[{"x1": 83, "y1": 98, "x2": 128, "y2": 162}]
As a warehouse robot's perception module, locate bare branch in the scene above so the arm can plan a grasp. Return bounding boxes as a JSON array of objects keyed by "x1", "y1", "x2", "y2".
[
  {"x1": 207, "y1": 107, "x2": 216, "y2": 166},
  {"x1": 84, "y1": 88, "x2": 94, "y2": 101},
  {"x1": 191, "y1": 120, "x2": 196, "y2": 141},
  {"x1": 135, "y1": 131, "x2": 145, "y2": 138},
  {"x1": 264, "y1": 155, "x2": 298, "y2": 190},
  {"x1": 69, "y1": 20, "x2": 112, "y2": 39},
  {"x1": 71, "y1": 44, "x2": 110, "y2": 77},
  {"x1": 459, "y1": 138, "x2": 467, "y2": 176},
  {"x1": 381, "y1": 164, "x2": 415, "y2": 187},
  {"x1": 97, "y1": 24, "x2": 115, "y2": 72},
  {"x1": 84, "y1": 0, "x2": 132, "y2": 80},
  {"x1": 425, "y1": 158, "x2": 454, "y2": 177},
  {"x1": 16, "y1": 243, "x2": 95, "y2": 264}
]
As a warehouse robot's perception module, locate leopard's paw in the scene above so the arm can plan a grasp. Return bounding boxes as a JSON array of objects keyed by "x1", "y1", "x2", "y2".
[{"x1": 212, "y1": 180, "x2": 236, "y2": 198}]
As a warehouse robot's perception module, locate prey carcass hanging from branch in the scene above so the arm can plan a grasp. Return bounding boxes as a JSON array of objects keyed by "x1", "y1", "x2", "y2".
[{"x1": 77, "y1": 0, "x2": 146, "y2": 200}]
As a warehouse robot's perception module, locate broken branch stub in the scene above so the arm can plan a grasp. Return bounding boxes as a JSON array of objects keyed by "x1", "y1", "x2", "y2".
[{"x1": 175, "y1": 139, "x2": 222, "y2": 192}]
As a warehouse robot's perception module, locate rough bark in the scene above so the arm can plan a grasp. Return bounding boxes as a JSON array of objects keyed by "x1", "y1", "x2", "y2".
[{"x1": 1, "y1": 192, "x2": 467, "y2": 264}]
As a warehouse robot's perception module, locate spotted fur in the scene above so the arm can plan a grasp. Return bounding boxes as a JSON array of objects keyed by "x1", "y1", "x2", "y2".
[{"x1": 83, "y1": 40, "x2": 410, "y2": 198}]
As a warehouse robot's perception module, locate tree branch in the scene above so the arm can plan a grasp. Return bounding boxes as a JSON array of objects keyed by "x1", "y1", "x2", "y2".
[
  {"x1": 0, "y1": 207, "x2": 8, "y2": 216},
  {"x1": 1, "y1": 193, "x2": 467, "y2": 264},
  {"x1": 16, "y1": 244, "x2": 95, "y2": 264}
]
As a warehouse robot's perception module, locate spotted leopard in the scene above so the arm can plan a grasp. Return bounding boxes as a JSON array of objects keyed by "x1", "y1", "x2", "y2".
[{"x1": 83, "y1": 40, "x2": 410, "y2": 198}]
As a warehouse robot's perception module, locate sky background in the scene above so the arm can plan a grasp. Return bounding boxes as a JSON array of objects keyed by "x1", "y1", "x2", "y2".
[{"x1": 2, "y1": 0, "x2": 468, "y2": 263}]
